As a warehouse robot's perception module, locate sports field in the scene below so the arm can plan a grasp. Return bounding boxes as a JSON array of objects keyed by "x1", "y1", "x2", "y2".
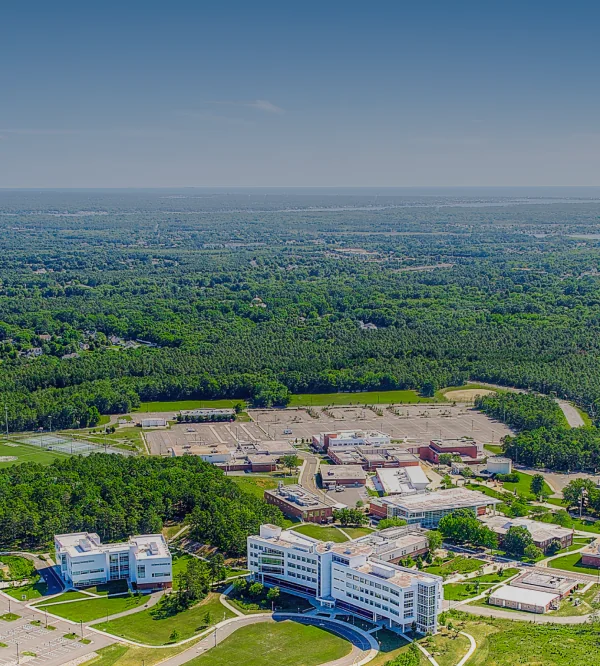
[{"x1": 0, "y1": 440, "x2": 70, "y2": 467}]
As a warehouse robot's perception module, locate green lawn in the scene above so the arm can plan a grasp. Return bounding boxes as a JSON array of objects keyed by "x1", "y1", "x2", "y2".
[
  {"x1": 230, "y1": 474, "x2": 298, "y2": 500},
  {"x1": 0, "y1": 440, "x2": 70, "y2": 467},
  {"x1": 32, "y1": 591, "x2": 90, "y2": 606},
  {"x1": 549, "y1": 553, "x2": 600, "y2": 575},
  {"x1": 571, "y1": 517, "x2": 600, "y2": 533},
  {"x1": 340, "y1": 527, "x2": 374, "y2": 539},
  {"x1": 81, "y1": 580, "x2": 129, "y2": 596},
  {"x1": 38, "y1": 593, "x2": 147, "y2": 622},
  {"x1": 483, "y1": 444, "x2": 503, "y2": 455},
  {"x1": 183, "y1": 620, "x2": 352, "y2": 666},
  {"x1": 423, "y1": 556, "x2": 487, "y2": 578},
  {"x1": 455, "y1": 614, "x2": 600, "y2": 665},
  {"x1": 442, "y1": 568, "x2": 520, "y2": 601},
  {"x1": 575, "y1": 406, "x2": 593, "y2": 427},
  {"x1": 288, "y1": 390, "x2": 441, "y2": 407},
  {"x1": 134, "y1": 399, "x2": 241, "y2": 412},
  {"x1": 290, "y1": 524, "x2": 348, "y2": 543},
  {"x1": 501, "y1": 471, "x2": 553, "y2": 497},
  {"x1": 94, "y1": 593, "x2": 234, "y2": 645},
  {"x1": 81, "y1": 642, "x2": 199, "y2": 666},
  {"x1": 227, "y1": 589, "x2": 313, "y2": 615},
  {"x1": 5, "y1": 577, "x2": 48, "y2": 601}
]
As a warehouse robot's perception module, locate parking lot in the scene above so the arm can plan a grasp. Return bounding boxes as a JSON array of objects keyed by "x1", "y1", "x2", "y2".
[
  {"x1": 0, "y1": 601, "x2": 112, "y2": 666},
  {"x1": 248, "y1": 404, "x2": 513, "y2": 445},
  {"x1": 145, "y1": 404, "x2": 512, "y2": 456},
  {"x1": 145, "y1": 420, "x2": 267, "y2": 455}
]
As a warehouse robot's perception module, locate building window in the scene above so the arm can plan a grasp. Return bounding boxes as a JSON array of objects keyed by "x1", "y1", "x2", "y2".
[{"x1": 137, "y1": 565, "x2": 146, "y2": 578}]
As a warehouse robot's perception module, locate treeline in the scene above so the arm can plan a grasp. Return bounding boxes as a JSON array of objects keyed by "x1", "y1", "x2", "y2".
[
  {"x1": 474, "y1": 392, "x2": 566, "y2": 431},
  {"x1": 0, "y1": 455, "x2": 282, "y2": 553},
  {"x1": 503, "y1": 427, "x2": 600, "y2": 472}
]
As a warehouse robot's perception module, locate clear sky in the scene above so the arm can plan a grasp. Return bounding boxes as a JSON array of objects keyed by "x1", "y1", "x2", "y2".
[{"x1": 1, "y1": 1, "x2": 599, "y2": 187}]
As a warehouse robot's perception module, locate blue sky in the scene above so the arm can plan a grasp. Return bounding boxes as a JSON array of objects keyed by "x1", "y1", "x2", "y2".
[{"x1": 1, "y1": 1, "x2": 599, "y2": 187}]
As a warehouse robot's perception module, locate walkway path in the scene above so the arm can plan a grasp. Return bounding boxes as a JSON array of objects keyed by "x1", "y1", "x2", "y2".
[
  {"x1": 456, "y1": 632, "x2": 476, "y2": 666},
  {"x1": 219, "y1": 584, "x2": 244, "y2": 617}
]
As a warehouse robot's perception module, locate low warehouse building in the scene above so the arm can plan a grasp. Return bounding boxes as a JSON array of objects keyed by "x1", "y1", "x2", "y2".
[
  {"x1": 264, "y1": 483, "x2": 334, "y2": 523},
  {"x1": 321, "y1": 465, "x2": 367, "y2": 489},
  {"x1": 488, "y1": 585, "x2": 559, "y2": 613}
]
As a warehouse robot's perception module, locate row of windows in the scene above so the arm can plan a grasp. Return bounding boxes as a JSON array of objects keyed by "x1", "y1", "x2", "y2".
[
  {"x1": 345, "y1": 571, "x2": 411, "y2": 598},
  {"x1": 288, "y1": 571, "x2": 317, "y2": 583},
  {"x1": 73, "y1": 568, "x2": 104, "y2": 576},
  {"x1": 287, "y1": 553, "x2": 317, "y2": 565},
  {"x1": 152, "y1": 572, "x2": 170, "y2": 578},
  {"x1": 287, "y1": 562, "x2": 317, "y2": 574}
]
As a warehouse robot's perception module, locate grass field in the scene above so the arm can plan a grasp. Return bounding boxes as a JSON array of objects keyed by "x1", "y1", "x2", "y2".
[
  {"x1": 453, "y1": 614, "x2": 600, "y2": 665},
  {"x1": 423, "y1": 556, "x2": 486, "y2": 578},
  {"x1": 38, "y1": 593, "x2": 147, "y2": 622},
  {"x1": 182, "y1": 620, "x2": 352, "y2": 666},
  {"x1": 500, "y1": 470, "x2": 553, "y2": 497},
  {"x1": 549, "y1": 553, "x2": 600, "y2": 575},
  {"x1": 571, "y1": 517, "x2": 600, "y2": 533},
  {"x1": 442, "y1": 568, "x2": 520, "y2": 602},
  {"x1": 32, "y1": 591, "x2": 89, "y2": 606},
  {"x1": 288, "y1": 390, "x2": 440, "y2": 407},
  {"x1": 289, "y1": 524, "x2": 348, "y2": 543},
  {"x1": 95, "y1": 593, "x2": 234, "y2": 645},
  {"x1": 134, "y1": 399, "x2": 242, "y2": 412},
  {"x1": 80, "y1": 642, "x2": 197, "y2": 666},
  {"x1": 5, "y1": 577, "x2": 47, "y2": 601},
  {"x1": 230, "y1": 474, "x2": 298, "y2": 500},
  {"x1": 341, "y1": 527, "x2": 374, "y2": 539},
  {"x1": 227, "y1": 589, "x2": 313, "y2": 615},
  {"x1": 0, "y1": 440, "x2": 70, "y2": 467}
]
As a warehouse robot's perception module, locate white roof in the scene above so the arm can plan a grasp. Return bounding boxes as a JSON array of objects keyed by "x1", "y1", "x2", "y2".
[
  {"x1": 377, "y1": 467, "x2": 429, "y2": 494},
  {"x1": 322, "y1": 465, "x2": 367, "y2": 481},
  {"x1": 381, "y1": 487, "x2": 499, "y2": 511},
  {"x1": 490, "y1": 585, "x2": 559, "y2": 607},
  {"x1": 479, "y1": 516, "x2": 572, "y2": 543}
]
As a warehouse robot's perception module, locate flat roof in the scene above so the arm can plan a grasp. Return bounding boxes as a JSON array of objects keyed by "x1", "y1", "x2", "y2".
[
  {"x1": 376, "y1": 466, "x2": 429, "y2": 494},
  {"x1": 490, "y1": 585, "x2": 559, "y2": 606},
  {"x1": 322, "y1": 465, "x2": 367, "y2": 480},
  {"x1": 479, "y1": 516, "x2": 572, "y2": 542},
  {"x1": 265, "y1": 484, "x2": 330, "y2": 511},
  {"x1": 581, "y1": 538, "x2": 600, "y2": 559},
  {"x1": 429, "y1": 438, "x2": 478, "y2": 448},
  {"x1": 381, "y1": 487, "x2": 500, "y2": 512}
]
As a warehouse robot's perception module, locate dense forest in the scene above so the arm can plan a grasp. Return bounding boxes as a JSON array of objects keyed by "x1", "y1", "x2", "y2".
[
  {"x1": 474, "y1": 392, "x2": 567, "y2": 431},
  {"x1": 3, "y1": 189, "x2": 600, "y2": 430},
  {"x1": 0, "y1": 454, "x2": 283, "y2": 553}
]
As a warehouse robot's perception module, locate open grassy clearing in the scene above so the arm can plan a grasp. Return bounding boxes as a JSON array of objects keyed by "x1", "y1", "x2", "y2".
[
  {"x1": 162, "y1": 522, "x2": 185, "y2": 541},
  {"x1": 230, "y1": 474, "x2": 298, "y2": 500},
  {"x1": 549, "y1": 552, "x2": 600, "y2": 575},
  {"x1": 0, "y1": 440, "x2": 70, "y2": 467},
  {"x1": 420, "y1": 629, "x2": 471, "y2": 666},
  {"x1": 37, "y1": 593, "x2": 147, "y2": 622},
  {"x1": 289, "y1": 524, "x2": 348, "y2": 543},
  {"x1": 5, "y1": 578, "x2": 47, "y2": 601},
  {"x1": 501, "y1": 470, "x2": 553, "y2": 497},
  {"x1": 81, "y1": 642, "x2": 196, "y2": 666},
  {"x1": 443, "y1": 568, "x2": 520, "y2": 601},
  {"x1": 550, "y1": 584, "x2": 600, "y2": 617},
  {"x1": 423, "y1": 556, "x2": 486, "y2": 578},
  {"x1": 341, "y1": 526, "x2": 374, "y2": 539},
  {"x1": 447, "y1": 613, "x2": 600, "y2": 665},
  {"x1": 288, "y1": 390, "x2": 441, "y2": 407},
  {"x1": 95, "y1": 593, "x2": 234, "y2": 645},
  {"x1": 32, "y1": 591, "x2": 89, "y2": 606},
  {"x1": 182, "y1": 620, "x2": 352, "y2": 666},
  {"x1": 134, "y1": 399, "x2": 241, "y2": 412}
]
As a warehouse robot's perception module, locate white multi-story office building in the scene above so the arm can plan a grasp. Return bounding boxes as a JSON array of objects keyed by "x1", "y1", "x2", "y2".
[
  {"x1": 247, "y1": 524, "x2": 442, "y2": 634},
  {"x1": 54, "y1": 532, "x2": 172, "y2": 590},
  {"x1": 313, "y1": 430, "x2": 391, "y2": 452}
]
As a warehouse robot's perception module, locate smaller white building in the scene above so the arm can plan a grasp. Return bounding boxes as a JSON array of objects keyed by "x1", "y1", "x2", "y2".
[
  {"x1": 141, "y1": 418, "x2": 167, "y2": 428},
  {"x1": 376, "y1": 467, "x2": 430, "y2": 495},
  {"x1": 488, "y1": 585, "x2": 559, "y2": 613},
  {"x1": 55, "y1": 532, "x2": 172, "y2": 590},
  {"x1": 486, "y1": 457, "x2": 512, "y2": 475}
]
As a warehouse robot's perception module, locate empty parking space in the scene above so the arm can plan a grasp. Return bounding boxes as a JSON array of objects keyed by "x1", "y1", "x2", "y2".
[{"x1": 248, "y1": 404, "x2": 512, "y2": 445}]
